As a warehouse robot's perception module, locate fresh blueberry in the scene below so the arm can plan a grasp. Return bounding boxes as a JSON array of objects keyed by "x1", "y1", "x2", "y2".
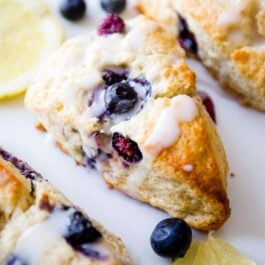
[
  {"x1": 5, "y1": 255, "x2": 27, "y2": 265},
  {"x1": 98, "y1": 14, "x2": 125, "y2": 35},
  {"x1": 101, "y1": 0, "x2": 126, "y2": 14},
  {"x1": 198, "y1": 91, "x2": 216, "y2": 123},
  {"x1": 178, "y1": 15, "x2": 198, "y2": 54},
  {"x1": 112, "y1": 132, "x2": 143, "y2": 163},
  {"x1": 65, "y1": 211, "x2": 102, "y2": 247},
  {"x1": 102, "y1": 68, "x2": 128, "y2": 85},
  {"x1": 150, "y1": 218, "x2": 192, "y2": 258},
  {"x1": 105, "y1": 81, "x2": 138, "y2": 114},
  {"x1": 60, "y1": 0, "x2": 86, "y2": 21}
]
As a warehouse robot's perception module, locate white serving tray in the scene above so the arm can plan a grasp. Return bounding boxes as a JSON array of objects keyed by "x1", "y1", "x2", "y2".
[{"x1": 0, "y1": 0, "x2": 264, "y2": 264}]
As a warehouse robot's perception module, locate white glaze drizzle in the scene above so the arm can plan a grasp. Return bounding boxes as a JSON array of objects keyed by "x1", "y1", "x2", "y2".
[
  {"x1": 126, "y1": 95, "x2": 198, "y2": 196},
  {"x1": 144, "y1": 95, "x2": 198, "y2": 155},
  {"x1": 13, "y1": 208, "x2": 74, "y2": 265}
]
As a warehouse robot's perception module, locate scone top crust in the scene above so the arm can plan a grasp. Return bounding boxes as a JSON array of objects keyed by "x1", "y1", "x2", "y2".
[
  {"x1": 25, "y1": 15, "x2": 195, "y2": 115},
  {"x1": 138, "y1": 0, "x2": 265, "y2": 109},
  {"x1": 172, "y1": 0, "x2": 265, "y2": 107},
  {"x1": 0, "y1": 149, "x2": 131, "y2": 265},
  {"x1": 174, "y1": 0, "x2": 260, "y2": 55},
  {"x1": 106, "y1": 96, "x2": 230, "y2": 231},
  {"x1": 136, "y1": 0, "x2": 179, "y2": 36}
]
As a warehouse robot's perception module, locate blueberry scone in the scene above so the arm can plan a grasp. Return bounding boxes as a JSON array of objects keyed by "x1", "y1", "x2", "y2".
[
  {"x1": 25, "y1": 15, "x2": 230, "y2": 231},
  {"x1": 138, "y1": 0, "x2": 265, "y2": 111},
  {"x1": 0, "y1": 148, "x2": 131, "y2": 265}
]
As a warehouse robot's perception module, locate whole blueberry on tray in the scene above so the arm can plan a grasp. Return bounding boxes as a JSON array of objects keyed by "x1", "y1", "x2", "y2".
[
  {"x1": 105, "y1": 81, "x2": 138, "y2": 114},
  {"x1": 60, "y1": 0, "x2": 86, "y2": 21},
  {"x1": 101, "y1": 0, "x2": 126, "y2": 14},
  {"x1": 98, "y1": 14, "x2": 125, "y2": 35},
  {"x1": 112, "y1": 132, "x2": 143, "y2": 163},
  {"x1": 65, "y1": 210, "x2": 102, "y2": 247},
  {"x1": 150, "y1": 218, "x2": 192, "y2": 259}
]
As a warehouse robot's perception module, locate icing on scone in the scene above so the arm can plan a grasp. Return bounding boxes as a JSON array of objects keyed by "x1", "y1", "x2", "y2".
[
  {"x1": 110, "y1": 95, "x2": 198, "y2": 196},
  {"x1": 145, "y1": 95, "x2": 197, "y2": 155},
  {"x1": 6, "y1": 207, "x2": 107, "y2": 264},
  {"x1": 0, "y1": 148, "x2": 132, "y2": 265},
  {"x1": 11, "y1": 208, "x2": 75, "y2": 265}
]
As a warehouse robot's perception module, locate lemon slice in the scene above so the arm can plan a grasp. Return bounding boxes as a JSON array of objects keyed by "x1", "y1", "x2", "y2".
[
  {"x1": 0, "y1": 0, "x2": 63, "y2": 100},
  {"x1": 174, "y1": 242, "x2": 200, "y2": 265},
  {"x1": 173, "y1": 237, "x2": 257, "y2": 265}
]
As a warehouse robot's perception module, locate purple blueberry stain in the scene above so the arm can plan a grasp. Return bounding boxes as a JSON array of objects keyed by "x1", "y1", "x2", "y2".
[
  {"x1": 178, "y1": 15, "x2": 198, "y2": 55},
  {"x1": 102, "y1": 67, "x2": 128, "y2": 85},
  {"x1": 64, "y1": 210, "x2": 102, "y2": 248},
  {"x1": 98, "y1": 14, "x2": 125, "y2": 35},
  {"x1": 112, "y1": 132, "x2": 143, "y2": 163},
  {"x1": 198, "y1": 91, "x2": 216, "y2": 123},
  {"x1": 0, "y1": 148, "x2": 41, "y2": 180}
]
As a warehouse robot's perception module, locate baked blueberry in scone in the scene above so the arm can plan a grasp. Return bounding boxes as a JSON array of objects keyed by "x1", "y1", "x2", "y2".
[
  {"x1": 0, "y1": 148, "x2": 132, "y2": 265},
  {"x1": 137, "y1": 0, "x2": 265, "y2": 111},
  {"x1": 25, "y1": 15, "x2": 230, "y2": 231}
]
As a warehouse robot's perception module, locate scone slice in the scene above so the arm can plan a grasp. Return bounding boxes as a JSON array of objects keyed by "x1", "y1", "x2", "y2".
[
  {"x1": 0, "y1": 148, "x2": 131, "y2": 265},
  {"x1": 25, "y1": 15, "x2": 230, "y2": 231},
  {"x1": 102, "y1": 95, "x2": 230, "y2": 231},
  {"x1": 138, "y1": 0, "x2": 265, "y2": 110}
]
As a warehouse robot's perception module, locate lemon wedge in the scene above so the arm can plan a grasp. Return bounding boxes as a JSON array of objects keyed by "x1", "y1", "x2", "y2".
[
  {"x1": 0, "y1": 0, "x2": 63, "y2": 100},
  {"x1": 174, "y1": 242, "x2": 200, "y2": 265},
  {"x1": 174, "y1": 237, "x2": 257, "y2": 265}
]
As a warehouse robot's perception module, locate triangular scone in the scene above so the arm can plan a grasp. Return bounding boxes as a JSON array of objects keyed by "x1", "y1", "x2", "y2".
[
  {"x1": 25, "y1": 15, "x2": 230, "y2": 231},
  {"x1": 0, "y1": 148, "x2": 131, "y2": 265},
  {"x1": 104, "y1": 95, "x2": 230, "y2": 231},
  {"x1": 138, "y1": 0, "x2": 265, "y2": 111}
]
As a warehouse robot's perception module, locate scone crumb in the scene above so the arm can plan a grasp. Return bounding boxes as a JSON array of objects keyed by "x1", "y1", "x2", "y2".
[
  {"x1": 56, "y1": 142, "x2": 68, "y2": 154},
  {"x1": 35, "y1": 122, "x2": 46, "y2": 132}
]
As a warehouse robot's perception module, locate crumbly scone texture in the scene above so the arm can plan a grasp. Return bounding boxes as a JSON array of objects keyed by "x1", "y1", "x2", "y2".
[
  {"x1": 135, "y1": 0, "x2": 179, "y2": 36},
  {"x1": 25, "y1": 15, "x2": 230, "y2": 231},
  {"x1": 104, "y1": 97, "x2": 230, "y2": 231},
  {"x1": 25, "y1": 15, "x2": 196, "y2": 164},
  {"x1": 138, "y1": 0, "x2": 265, "y2": 111},
  {"x1": 0, "y1": 150, "x2": 132, "y2": 265}
]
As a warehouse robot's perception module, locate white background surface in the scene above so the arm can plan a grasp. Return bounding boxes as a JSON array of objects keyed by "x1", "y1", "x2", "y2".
[{"x1": 1, "y1": 0, "x2": 265, "y2": 264}]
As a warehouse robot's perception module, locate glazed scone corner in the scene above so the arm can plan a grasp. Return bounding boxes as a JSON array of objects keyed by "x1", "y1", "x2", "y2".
[
  {"x1": 138, "y1": 0, "x2": 265, "y2": 111},
  {"x1": 0, "y1": 148, "x2": 132, "y2": 265},
  {"x1": 25, "y1": 15, "x2": 196, "y2": 164},
  {"x1": 26, "y1": 15, "x2": 230, "y2": 231}
]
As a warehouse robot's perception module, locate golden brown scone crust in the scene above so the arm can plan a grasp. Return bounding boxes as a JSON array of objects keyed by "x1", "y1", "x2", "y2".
[
  {"x1": 138, "y1": 0, "x2": 265, "y2": 110},
  {"x1": 136, "y1": 0, "x2": 179, "y2": 36},
  {"x1": 103, "y1": 97, "x2": 230, "y2": 231},
  {"x1": 0, "y1": 151, "x2": 131, "y2": 265}
]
